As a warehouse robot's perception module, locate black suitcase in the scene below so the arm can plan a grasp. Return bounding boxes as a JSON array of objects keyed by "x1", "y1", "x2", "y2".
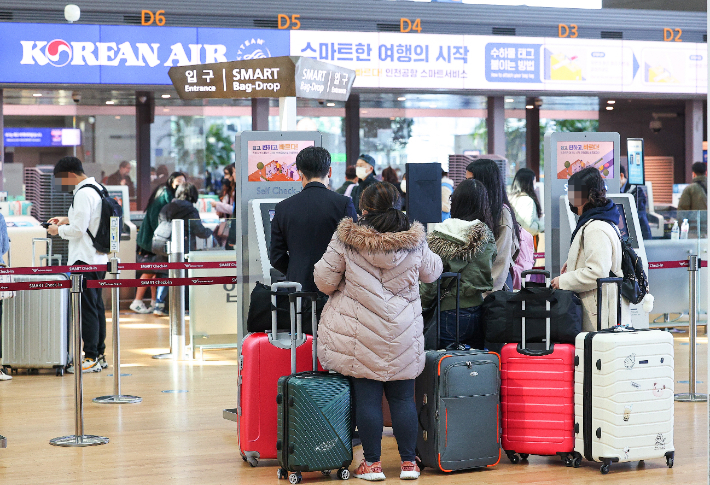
[
  {"x1": 416, "y1": 273, "x2": 501, "y2": 473},
  {"x1": 276, "y1": 292, "x2": 352, "y2": 484}
]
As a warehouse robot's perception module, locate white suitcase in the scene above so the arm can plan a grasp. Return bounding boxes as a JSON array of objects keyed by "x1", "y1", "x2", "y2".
[{"x1": 573, "y1": 277, "x2": 674, "y2": 474}]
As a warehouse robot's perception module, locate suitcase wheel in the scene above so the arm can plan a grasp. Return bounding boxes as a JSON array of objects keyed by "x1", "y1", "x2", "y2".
[
  {"x1": 288, "y1": 472, "x2": 302, "y2": 484},
  {"x1": 415, "y1": 455, "x2": 425, "y2": 472},
  {"x1": 666, "y1": 455, "x2": 674, "y2": 468},
  {"x1": 337, "y1": 468, "x2": 350, "y2": 480},
  {"x1": 506, "y1": 452, "x2": 520, "y2": 464},
  {"x1": 320, "y1": 470, "x2": 332, "y2": 476},
  {"x1": 277, "y1": 468, "x2": 287, "y2": 480},
  {"x1": 600, "y1": 464, "x2": 610, "y2": 474},
  {"x1": 572, "y1": 453, "x2": 582, "y2": 468}
]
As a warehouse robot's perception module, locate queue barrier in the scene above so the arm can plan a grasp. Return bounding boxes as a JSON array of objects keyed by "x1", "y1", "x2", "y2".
[{"x1": 0, "y1": 260, "x2": 237, "y2": 275}]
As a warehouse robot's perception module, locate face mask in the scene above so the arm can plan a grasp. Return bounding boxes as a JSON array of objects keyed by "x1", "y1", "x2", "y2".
[
  {"x1": 355, "y1": 166, "x2": 369, "y2": 180},
  {"x1": 400, "y1": 181, "x2": 407, "y2": 193},
  {"x1": 568, "y1": 202, "x2": 578, "y2": 216}
]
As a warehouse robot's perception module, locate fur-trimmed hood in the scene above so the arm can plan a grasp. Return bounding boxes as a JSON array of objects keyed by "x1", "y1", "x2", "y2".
[
  {"x1": 336, "y1": 218, "x2": 426, "y2": 270},
  {"x1": 427, "y1": 218, "x2": 495, "y2": 261}
]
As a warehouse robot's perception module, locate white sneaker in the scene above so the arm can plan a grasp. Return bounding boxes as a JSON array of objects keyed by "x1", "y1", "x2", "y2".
[
  {"x1": 0, "y1": 369, "x2": 12, "y2": 381},
  {"x1": 67, "y1": 359, "x2": 102, "y2": 374},
  {"x1": 129, "y1": 300, "x2": 152, "y2": 314}
]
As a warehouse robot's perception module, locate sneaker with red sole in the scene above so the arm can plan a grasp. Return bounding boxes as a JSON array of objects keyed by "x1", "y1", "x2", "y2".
[
  {"x1": 353, "y1": 460, "x2": 385, "y2": 481},
  {"x1": 400, "y1": 461, "x2": 420, "y2": 480}
]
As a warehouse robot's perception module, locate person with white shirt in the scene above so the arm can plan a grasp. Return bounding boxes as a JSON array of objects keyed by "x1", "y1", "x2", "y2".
[{"x1": 47, "y1": 157, "x2": 109, "y2": 374}]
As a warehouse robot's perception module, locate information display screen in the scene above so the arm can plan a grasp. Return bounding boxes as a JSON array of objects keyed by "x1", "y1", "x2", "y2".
[
  {"x1": 556, "y1": 141, "x2": 615, "y2": 180},
  {"x1": 4, "y1": 128, "x2": 81, "y2": 147},
  {"x1": 247, "y1": 140, "x2": 315, "y2": 182},
  {"x1": 626, "y1": 138, "x2": 645, "y2": 185}
]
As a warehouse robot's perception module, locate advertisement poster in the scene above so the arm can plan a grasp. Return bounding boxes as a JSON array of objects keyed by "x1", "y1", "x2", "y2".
[
  {"x1": 556, "y1": 141, "x2": 615, "y2": 179},
  {"x1": 626, "y1": 138, "x2": 644, "y2": 185},
  {"x1": 247, "y1": 140, "x2": 314, "y2": 182}
]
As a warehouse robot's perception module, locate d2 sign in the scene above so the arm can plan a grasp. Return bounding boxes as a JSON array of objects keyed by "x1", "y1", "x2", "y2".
[{"x1": 169, "y1": 56, "x2": 355, "y2": 101}]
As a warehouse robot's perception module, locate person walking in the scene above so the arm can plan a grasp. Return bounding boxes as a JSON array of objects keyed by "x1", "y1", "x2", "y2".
[
  {"x1": 47, "y1": 157, "x2": 109, "y2": 373},
  {"x1": 551, "y1": 167, "x2": 628, "y2": 331},
  {"x1": 132, "y1": 171, "x2": 186, "y2": 315},
  {"x1": 314, "y1": 182, "x2": 443, "y2": 481},
  {"x1": 421, "y1": 179, "x2": 497, "y2": 350}
]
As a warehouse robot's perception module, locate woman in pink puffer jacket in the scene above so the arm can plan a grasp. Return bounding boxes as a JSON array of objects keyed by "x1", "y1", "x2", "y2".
[{"x1": 314, "y1": 182, "x2": 442, "y2": 481}]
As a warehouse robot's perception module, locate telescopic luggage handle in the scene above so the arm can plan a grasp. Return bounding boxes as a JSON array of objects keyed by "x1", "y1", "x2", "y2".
[
  {"x1": 269, "y1": 282, "x2": 302, "y2": 346},
  {"x1": 596, "y1": 277, "x2": 623, "y2": 331},
  {"x1": 289, "y1": 292, "x2": 319, "y2": 375},
  {"x1": 437, "y1": 272, "x2": 461, "y2": 349}
]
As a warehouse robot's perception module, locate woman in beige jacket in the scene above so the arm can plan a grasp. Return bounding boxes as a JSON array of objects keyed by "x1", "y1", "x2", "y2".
[
  {"x1": 314, "y1": 182, "x2": 442, "y2": 481},
  {"x1": 551, "y1": 167, "x2": 629, "y2": 331}
]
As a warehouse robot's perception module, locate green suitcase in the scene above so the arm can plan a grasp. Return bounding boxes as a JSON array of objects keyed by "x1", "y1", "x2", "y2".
[{"x1": 276, "y1": 292, "x2": 352, "y2": 484}]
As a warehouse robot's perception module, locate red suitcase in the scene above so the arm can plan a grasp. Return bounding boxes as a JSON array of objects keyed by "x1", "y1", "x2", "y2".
[
  {"x1": 237, "y1": 282, "x2": 322, "y2": 466},
  {"x1": 500, "y1": 270, "x2": 576, "y2": 465}
]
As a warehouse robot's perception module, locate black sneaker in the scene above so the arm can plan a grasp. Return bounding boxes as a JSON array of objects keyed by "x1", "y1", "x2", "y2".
[{"x1": 97, "y1": 355, "x2": 108, "y2": 370}]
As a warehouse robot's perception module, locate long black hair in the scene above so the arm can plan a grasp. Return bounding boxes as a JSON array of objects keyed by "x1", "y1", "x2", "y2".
[
  {"x1": 450, "y1": 179, "x2": 496, "y2": 233},
  {"x1": 512, "y1": 168, "x2": 542, "y2": 218},
  {"x1": 468, "y1": 159, "x2": 520, "y2": 241},
  {"x1": 145, "y1": 171, "x2": 186, "y2": 212},
  {"x1": 359, "y1": 182, "x2": 410, "y2": 233},
  {"x1": 568, "y1": 167, "x2": 610, "y2": 214}
]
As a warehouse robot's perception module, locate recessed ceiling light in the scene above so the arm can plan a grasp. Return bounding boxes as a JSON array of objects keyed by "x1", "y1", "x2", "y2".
[
  {"x1": 390, "y1": 117, "x2": 396, "y2": 120},
  {"x1": 505, "y1": 98, "x2": 514, "y2": 103},
  {"x1": 162, "y1": 94, "x2": 171, "y2": 99},
  {"x1": 397, "y1": 96, "x2": 406, "y2": 101},
  {"x1": 105, "y1": 100, "x2": 115, "y2": 105},
  {"x1": 326, "y1": 102, "x2": 335, "y2": 107},
  {"x1": 607, "y1": 100, "x2": 616, "y2": 104},
  {"x1": 163, "y1": 108, "x2": 169, "y2": 112},
  {"x1": 361, "y1": 110, "x2": 368, "y2": 114},
  {"x1": 429, "y1": 104, "x2": 437, "y2": 108},
  {"x1": 33, "y1": 93, "x2": 42, "y2": 97},
  {"x1": 115, "y1": 116, "x2": 121, "y2": 119},
  {"x1": 525, "y1": 105, "x2": 534, "y2": 109},
  {"x1": 606, "y1": 106, "x2": 614, "y2": 110}
]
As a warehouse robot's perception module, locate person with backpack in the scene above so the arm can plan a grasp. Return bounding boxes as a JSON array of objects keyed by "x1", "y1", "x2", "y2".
[
  {"x1": 421, "y1": 179, "x2": 497, "y2": 350},
  {"x1": 678, "y1": 161, "x2": 707, "y2": 211},
  {"x1": 314, "y1": 182, "x2": 442, "y2": 481},
  {"x1": 48, "y1": 157, "x2": 110, "y2": 373},
  {"x1": 551, "y1": 167, "x2": 629, "y2": 331},
  {"x1": 153, "y1": 183, "x2": 213, "y2": 254},
  {"x1": 466, "y1": 159, "x2": 523, "y2": 291}
]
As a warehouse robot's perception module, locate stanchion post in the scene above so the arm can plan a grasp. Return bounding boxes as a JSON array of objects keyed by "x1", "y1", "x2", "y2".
[
  {"x1": 675, "y1": 254, "x2": 707, "y2": 402},
  {"x1": 93, "y1": 250, "x2": 141, "y2": 404},
  {"x1": 170, "y1": 219, "x2": 187, "y2": 361},
  {"x1": 50, "y1": 273, "x2": 109, "y2": 446}
]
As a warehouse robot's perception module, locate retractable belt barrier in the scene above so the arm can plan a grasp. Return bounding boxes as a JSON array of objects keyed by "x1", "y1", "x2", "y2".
[
  {"x1": 86, "y1": 276, "x2": 238, "y2": 288},
  {"x1": 0, "y1": 260, "x2": 237, "y2": 275}
]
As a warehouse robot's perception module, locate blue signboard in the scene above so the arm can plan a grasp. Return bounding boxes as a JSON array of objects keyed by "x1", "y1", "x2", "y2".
[
  {"x1": 4, "y1": 128, "x2": 81, "y2": 147},
  {"x1": 484, "y1": 43, "x2": 541, "y2": 83},
  {"x1": 0, "y1": 23, "x2": 289, "y2": 85}
]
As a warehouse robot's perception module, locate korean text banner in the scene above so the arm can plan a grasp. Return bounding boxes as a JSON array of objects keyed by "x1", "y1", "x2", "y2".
[
  {"x1": 290, "y1": 31, "x2": 707, "y2": 95},
  {"x1": 0, "y1": 23, "x2": 289, "y2": 85}
]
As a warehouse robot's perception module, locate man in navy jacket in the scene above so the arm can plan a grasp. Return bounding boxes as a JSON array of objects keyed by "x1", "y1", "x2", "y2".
[{"x1": 270, "y1": 147, "x2": 357, "y2": 292}]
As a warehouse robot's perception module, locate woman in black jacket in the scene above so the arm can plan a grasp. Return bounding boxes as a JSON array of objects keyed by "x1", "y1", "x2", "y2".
[{"x1": 157, "y1": 183, "x2": 213, "y2": 252}]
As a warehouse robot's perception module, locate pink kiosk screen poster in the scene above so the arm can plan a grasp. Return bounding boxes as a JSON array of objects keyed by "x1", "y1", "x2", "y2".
[{"x1": 247, "y1": 140, "x2": 315, "y2": 182}]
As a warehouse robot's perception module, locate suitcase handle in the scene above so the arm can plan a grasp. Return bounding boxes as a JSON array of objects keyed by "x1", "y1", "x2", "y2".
[
  {"x1": 270, "y1": 281, "x2": 302, "y2": 338},
  {"x1": 521, "y1": 269, "x2": 550, "y2": 288},
  {"x1": 437, "y1": 272, "x2": 461, "y2": 349},
  {"x1": 289, "y1": 292, "x2": 319, "y2": 375},
  {"x1": 596, "y1": 277, "x2": 623, "y2": 331},
  {"x1": 32, "y1": 238, "x2": 52, "y2": 268},
  {"x1": 520, "y1": 292, "x2": 551, "y2": 351}
]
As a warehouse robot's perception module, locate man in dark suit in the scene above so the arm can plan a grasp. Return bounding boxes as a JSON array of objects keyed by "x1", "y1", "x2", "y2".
[{"x1": 270, "y1": 146, "x2": 357, "y2": 292}]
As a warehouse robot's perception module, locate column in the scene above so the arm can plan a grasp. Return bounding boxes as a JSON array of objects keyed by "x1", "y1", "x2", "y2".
[
  {"x1": 526, "y1": 97, "x2": 541, "y2": 176},
  {"x1": 251, "y1": 98, "x2": 269, "y2": 131},
  {"x1": 0, "y1": 89, "x2": 4, "y2": 192},
  {"x1": 344, "y1": 94, "x2": 360, "y2": 167},
  {"x1": 685, "y1": 99, "x2": 703, "y2": 182},
  {"x1": 135, "y1": 91, "x2": 154, "y2": 210},
  {"x1": 487, "y1": 96, "x2": 506, "y2": 157},
  {"x1": 278, "y1": 97, "x2": 296, "y2": 131}
]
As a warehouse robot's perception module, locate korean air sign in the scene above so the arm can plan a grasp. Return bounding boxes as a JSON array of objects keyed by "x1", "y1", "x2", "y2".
[{"x1": 0, "y1": 23, "x2": 289, "y2": 85}]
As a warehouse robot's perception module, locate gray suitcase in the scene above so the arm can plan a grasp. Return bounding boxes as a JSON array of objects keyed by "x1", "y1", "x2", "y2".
[
  {"x1": 415, "y1": 273, "x2": 501, "y2": 473},
  {"x1": 1, "y1": 239, "x2": 69, "y2": 376}
]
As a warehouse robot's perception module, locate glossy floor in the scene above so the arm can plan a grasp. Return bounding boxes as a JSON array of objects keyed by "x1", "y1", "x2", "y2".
[{"x1": 0, "y1": 316, "x2": 707, "y2": 484}]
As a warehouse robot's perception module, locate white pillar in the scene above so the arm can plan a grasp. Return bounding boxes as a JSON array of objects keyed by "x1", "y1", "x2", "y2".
[
  {"x1": 279, "y1": 97, "x2": 297, "y2": 131},
  {"x1": 685, "y1": 99, "x2": 703, "y2": 182}
]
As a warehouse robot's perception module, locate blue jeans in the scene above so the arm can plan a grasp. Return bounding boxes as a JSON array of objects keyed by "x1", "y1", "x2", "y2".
[
  {"x1": 351, "y1": 378, "x2": 417, "y2": 463},
  {"x1": 438, "y1": 306, "x2": 484, "y2": 350},
  {"x1": 155, "y1": 286, "x2": 168, "y2": 305}
]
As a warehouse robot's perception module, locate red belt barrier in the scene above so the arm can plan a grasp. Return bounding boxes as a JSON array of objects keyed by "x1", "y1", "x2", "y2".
[
  {"x1": 0, "y1": 261, "x2": 237, "y2": 275},
  {"x1": 86, "y1": 276, "x2": 239, "y2": 289},
  {"x1": 649, "y1": 260, "x2": 707, "y2": 269},
  {"x1": 533, "y1": 252, "x2": 545, "y2": 259},
  {"x1": 0, "y1": 280, "x2": 71, "y2": 291}
]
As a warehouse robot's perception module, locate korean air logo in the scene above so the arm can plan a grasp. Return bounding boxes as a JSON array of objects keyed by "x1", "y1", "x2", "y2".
[
  {"x1": 236, "y1": 38, "x2": 271, "y2": 60},
  {"x1": 46, "y1": 39, "x2": 72, "y2": 67}
]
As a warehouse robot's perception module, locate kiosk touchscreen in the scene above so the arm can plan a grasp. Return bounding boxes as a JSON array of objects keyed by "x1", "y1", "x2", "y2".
[
  {"x1": 248, "y1": 199, "x2": 282, "y2": 287},
  {"x1": 558, "y1": 193, "x2": 649, "y2": 328}
]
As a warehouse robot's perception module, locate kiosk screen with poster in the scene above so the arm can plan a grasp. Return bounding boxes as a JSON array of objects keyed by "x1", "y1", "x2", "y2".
[
  {"x1": 556, "y1": 141, "x2": 615, "y2": 179},
  {"x1": 626, "y1": 138, "x2": 645, "y2": 185},
  {"x1": 247, "y1": 140, "x2": 315, "y2": 182}
]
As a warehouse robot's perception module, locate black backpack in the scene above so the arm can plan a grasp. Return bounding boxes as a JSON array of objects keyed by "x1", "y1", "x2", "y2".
[
  {"x1": 74, "y1": 184, "x2": 123, "y2": 254},
  {"x1": 608, "y1": 223, "x2": 648, "y2": 305}
]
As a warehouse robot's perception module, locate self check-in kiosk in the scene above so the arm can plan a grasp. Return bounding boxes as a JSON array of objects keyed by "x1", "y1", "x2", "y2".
[{"x1": 234, "y1": 131, "x2": 323, "y2": 345}]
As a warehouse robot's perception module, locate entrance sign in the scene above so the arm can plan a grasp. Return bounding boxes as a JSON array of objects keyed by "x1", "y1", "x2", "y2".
[{"x1": 168, "y1": 56, "x2": 355, "y2": 101}]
